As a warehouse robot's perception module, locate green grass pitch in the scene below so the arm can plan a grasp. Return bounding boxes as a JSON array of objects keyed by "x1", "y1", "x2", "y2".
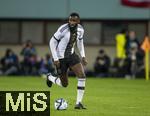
[{"x1": 0, "y1": 76, "x2": 150, "y2": 116}]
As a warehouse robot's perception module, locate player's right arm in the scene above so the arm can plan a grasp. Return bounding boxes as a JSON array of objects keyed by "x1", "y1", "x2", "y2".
[
  {"x1": 49, "y1": 37, "x2": 60, "y2": 67},
  {"x1": 77, "y1": 25, "x2": 87, "y2": 66},
  {"x1": 49, "y1": 25, "x2": 64, "y2": 68}
]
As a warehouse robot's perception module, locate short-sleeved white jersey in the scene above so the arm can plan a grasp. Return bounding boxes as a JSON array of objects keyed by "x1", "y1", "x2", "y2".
[{"x1": 49, "y1": 23, "x2": 85, "y2": 61}]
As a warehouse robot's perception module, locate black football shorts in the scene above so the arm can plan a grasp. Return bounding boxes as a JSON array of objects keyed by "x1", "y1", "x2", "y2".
[{"x1": 58, "y1": 53, "x2": 81, "y2": 75}]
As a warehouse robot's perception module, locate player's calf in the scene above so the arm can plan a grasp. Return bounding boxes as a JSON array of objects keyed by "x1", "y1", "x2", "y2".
[{"x1": 59, "y1": 75, "x2": 69, "y2": 87}]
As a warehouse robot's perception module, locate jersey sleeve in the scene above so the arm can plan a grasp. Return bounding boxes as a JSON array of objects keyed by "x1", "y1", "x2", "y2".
[
  {"x1": 77, "y1": 27, "x2": 85, "y2": 57},
  {"x1": 78, "y1": 25, "x2": 84, "y2": 40},
  {"x1": 49, "y1": 25, "x2": 64, "y2": 61},
  {"x1": 49, "y1": 37, "x2": 59, "y2": 61},
  {"x1": 53, "y1": 25, "x2": 64, "y2": 40}
]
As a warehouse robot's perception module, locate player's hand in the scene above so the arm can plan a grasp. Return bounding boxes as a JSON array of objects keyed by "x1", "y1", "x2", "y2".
[
  {"x1": 82, "y1": 57, "x2": 88, "y2": 66},
  {"x1": 54, "y1": 60, "x2": 60, "y2": 68}
]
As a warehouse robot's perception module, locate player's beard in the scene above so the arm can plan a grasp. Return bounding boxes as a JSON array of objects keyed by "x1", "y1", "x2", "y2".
[{"x1": 69, "y1": 24, "x2": 77, "y2": 33}]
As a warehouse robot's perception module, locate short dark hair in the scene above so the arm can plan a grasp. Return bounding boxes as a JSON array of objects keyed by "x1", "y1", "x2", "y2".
[
  {"x1": 69, "y1": 12, "x2": 80, "y2": 18},
  {"x1": 120, "y1": 28, "x2": 127, "y2": 34},
  {"x1": 99, "y1": 49, "x2": 104, "y2": 54}
]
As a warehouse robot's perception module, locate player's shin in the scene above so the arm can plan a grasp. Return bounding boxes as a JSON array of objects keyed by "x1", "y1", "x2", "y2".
[{"x1": 76, "y1": 78, "x2": 86, "y2": 104}]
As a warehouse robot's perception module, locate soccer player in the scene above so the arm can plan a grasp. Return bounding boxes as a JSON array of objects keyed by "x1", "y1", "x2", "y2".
[{"x1": 47, "y1": 12, "x2": 87, "y2": 109}]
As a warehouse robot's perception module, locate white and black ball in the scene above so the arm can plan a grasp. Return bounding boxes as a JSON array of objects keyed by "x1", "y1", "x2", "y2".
[{"x1": 54, "y1": 98, "x2": 68, "y2": 110}]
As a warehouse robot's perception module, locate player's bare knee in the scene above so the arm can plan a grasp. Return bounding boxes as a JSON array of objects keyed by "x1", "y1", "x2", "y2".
[
  {"x1": 61, "y1": 79, "x2": 68, "y2": 87},
  {"x1": 78, "y1": 73, "x2": 86, "y2": 78},
  {"x1": 62, "y1": 82, "x2": 68, "y2": 87},
  {"x1": 80, "y1": 75, "x2": 86, "y2": 79}
]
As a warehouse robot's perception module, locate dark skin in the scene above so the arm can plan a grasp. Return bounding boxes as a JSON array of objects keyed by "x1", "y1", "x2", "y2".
[{"x1": 54, "y1": 16, "x2": 87, "y2": 87}]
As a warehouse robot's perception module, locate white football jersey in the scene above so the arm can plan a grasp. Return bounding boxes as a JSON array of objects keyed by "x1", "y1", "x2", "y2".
[{"x1": 49, "y1": 23, "x2": 85, "y2": 61}]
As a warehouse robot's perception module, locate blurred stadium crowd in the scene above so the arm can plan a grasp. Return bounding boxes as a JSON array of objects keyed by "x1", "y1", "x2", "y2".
[
  {"x1": 0, "y1": 40, "x2": 55, "y2": 76},
  {"x1": 0, "y1": 29, "x2": 145, "y2": 78},
  {"x1": 93, "y1": 30, "x2": 145, "y2": 79}
]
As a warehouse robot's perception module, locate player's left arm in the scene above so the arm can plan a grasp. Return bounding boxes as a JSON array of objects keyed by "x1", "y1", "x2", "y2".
[{"x1": 77, "y1": 29, "x2": 87, "y2": 66}]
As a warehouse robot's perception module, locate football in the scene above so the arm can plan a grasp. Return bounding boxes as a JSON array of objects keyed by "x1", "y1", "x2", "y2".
[{"x1": 54, "y1": 98, "x2": 68, "y2": 110}]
